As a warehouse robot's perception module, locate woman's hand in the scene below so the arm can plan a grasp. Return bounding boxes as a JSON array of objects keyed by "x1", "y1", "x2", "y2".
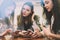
[
  {"x1": 27, "y1": 29, "x2": 42, "y2": 38},
  {"x1": 1, "y1": 29, "x2": 12, "y2": 36},
  {"x1": 18, "y1": 30, "x2": 27, "y2": 37},
  {"x1": 6, "y1": 29, "x2": 12, "y2": 33},
  {"x1": 27, "y1": 29, "x2": 34, "y2": 37},
  {"x1": 43, "y1": 27, "x2": 52, "y2": 37}
]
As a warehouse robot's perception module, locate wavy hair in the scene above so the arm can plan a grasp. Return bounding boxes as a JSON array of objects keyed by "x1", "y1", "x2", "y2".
[{"x1": 17, "y1": 2, "x2": 34, "y2": 30}]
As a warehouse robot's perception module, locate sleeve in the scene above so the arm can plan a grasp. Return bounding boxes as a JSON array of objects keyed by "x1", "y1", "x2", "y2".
[{"x1": 33, "y1": 15, "x2": 42, "y2": 31}]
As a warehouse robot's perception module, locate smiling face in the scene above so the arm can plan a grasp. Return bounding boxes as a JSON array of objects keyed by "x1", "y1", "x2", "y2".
[
  {"x1": 44, "y1": 0, "x2": 53, "y2": 12},
  {"x1": 22, "y1": 5, "x2": 32, "y2": 17}
]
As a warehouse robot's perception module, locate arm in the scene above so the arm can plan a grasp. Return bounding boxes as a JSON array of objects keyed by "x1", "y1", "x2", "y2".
[
  {"x1": 0, "y1": 29, "x2": 11, "y2": 36},
  {"x1": 32, "y1": 14, "x2": 42, "y2": 32},
  {"x1": 1, "y1": 30, "x2": 8, "y2": 36},
  {"x1": 49, "y1": 33, "x2": 60, "y2": 39},
  {"x1": 32, "y1": 21, "x2": 40, "y2": 32},
  {"x1": 42, "y1": 26, "x2": 60, "y2": 39},
  {"x1": 31, "y1": 20, "x2": 44, "y2": 38}
]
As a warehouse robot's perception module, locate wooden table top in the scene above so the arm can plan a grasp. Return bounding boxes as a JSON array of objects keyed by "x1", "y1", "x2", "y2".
[
  {"x1": 13, "y1": 37, "x2": 44, "y2": 40},
  {"x1": 0, "y1": 37, "x2": 44, "y2": 40}
]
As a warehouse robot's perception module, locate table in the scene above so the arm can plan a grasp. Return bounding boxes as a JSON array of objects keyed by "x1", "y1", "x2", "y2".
[
  {"x1": 0, "y1": 37, "x2": 44, "y2": 40},
  {"x1": 0, "y1": 37, "x2": 5, "y2": 40},
  {"x1": 13, "y1": 37, "x2": 44, "y2": 40}
]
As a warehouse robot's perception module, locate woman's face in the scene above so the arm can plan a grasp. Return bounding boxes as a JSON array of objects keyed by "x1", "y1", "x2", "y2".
[
  {"x1": 44, "y1": 0, "x2": 53, "y2": 12},
  {"x1": 22, "y1": 5, "x2": 32, "y2": 17}
]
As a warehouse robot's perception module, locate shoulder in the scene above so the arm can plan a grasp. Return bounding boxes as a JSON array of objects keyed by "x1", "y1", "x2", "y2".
[
  {"x1": 34, "y1": 15, "x2": 40, "y2": 21},
  {"x1": 34, "y1": 15, "x2": 40, "y2": 26}
]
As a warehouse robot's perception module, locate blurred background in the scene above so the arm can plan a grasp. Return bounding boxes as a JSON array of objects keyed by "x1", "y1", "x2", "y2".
[{"x1": 0, "y1": 0, "x2": 43, "y2": 31}]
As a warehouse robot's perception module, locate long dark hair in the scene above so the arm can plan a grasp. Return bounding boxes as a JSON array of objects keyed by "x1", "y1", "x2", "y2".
[
  {"x1": 17, "y1": 2, "x2": 34, "y2": 30},
  {"x1": 52, "y1": 0, "x2": 60, "y2": 33},
  {"x1": 43, "y1": 0, "x2": 60, "y2": 33}
]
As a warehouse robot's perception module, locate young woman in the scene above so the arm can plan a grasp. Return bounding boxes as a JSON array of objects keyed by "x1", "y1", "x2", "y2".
[
  {"x1": 16, "y1": 2, "x2": 41, "y2": 38},
  {"x1": 41, "y1": 0, "x2": 60, "y2": 40}
]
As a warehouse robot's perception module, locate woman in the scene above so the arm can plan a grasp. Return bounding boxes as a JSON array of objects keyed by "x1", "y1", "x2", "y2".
[
  {"x1": 16, "y1": 2, "x2": 41, "y2": 38},
  {"x1": 41, "y1": 0, "x2": 60, "y2": 40}
]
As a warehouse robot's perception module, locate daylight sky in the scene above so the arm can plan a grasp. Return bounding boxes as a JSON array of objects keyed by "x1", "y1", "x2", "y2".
[{"x1": 0, "y1": 0, "x2": 16, "y2": 18}]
